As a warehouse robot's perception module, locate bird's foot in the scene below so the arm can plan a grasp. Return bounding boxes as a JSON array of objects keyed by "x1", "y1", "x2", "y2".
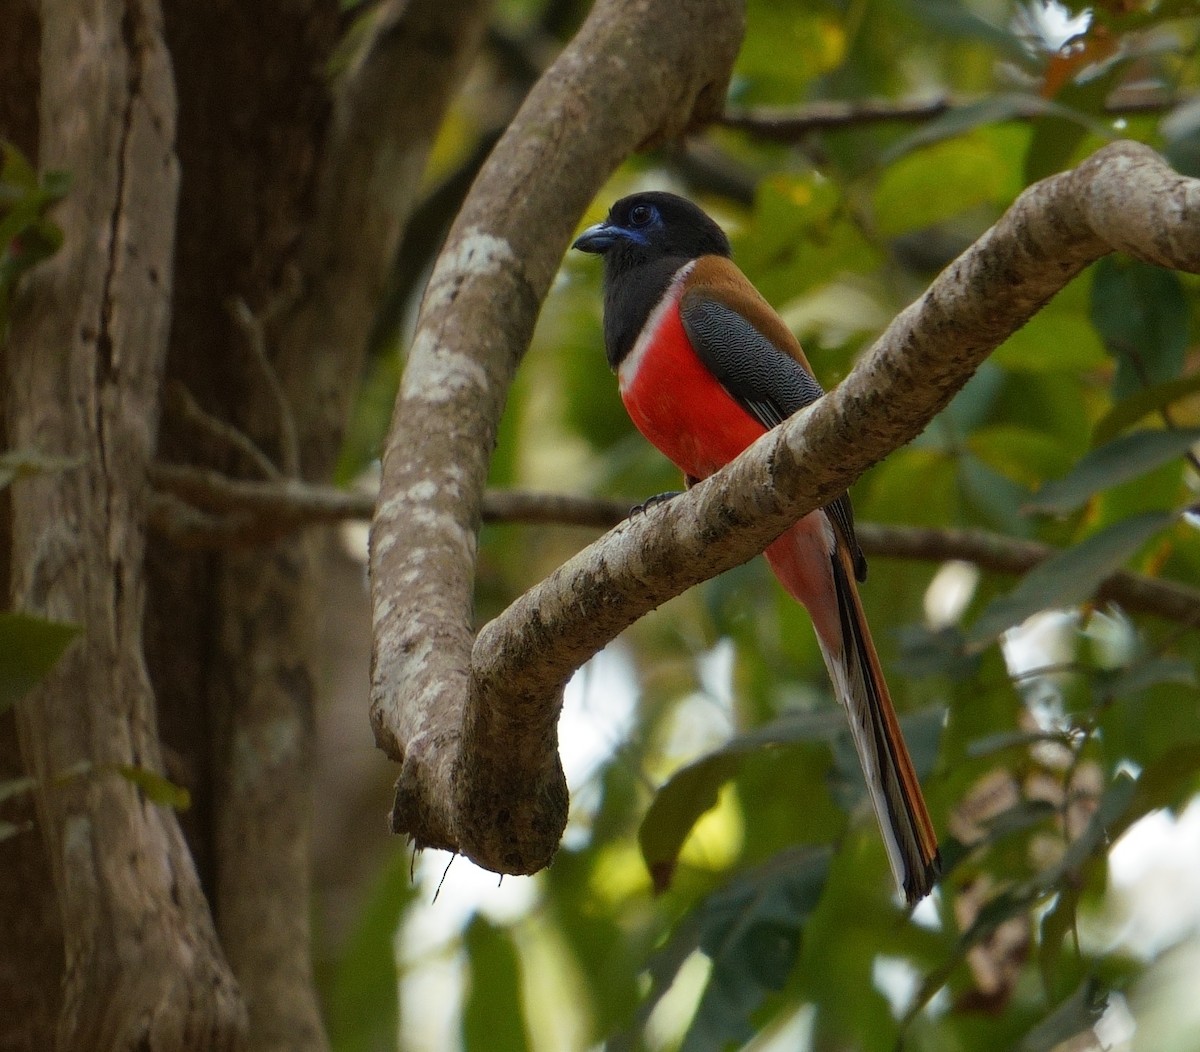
[{"x1": 630, "y1": 491, "x2": 684, "y2": 517}]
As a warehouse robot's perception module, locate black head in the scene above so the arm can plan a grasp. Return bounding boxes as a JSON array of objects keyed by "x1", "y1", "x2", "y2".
[
  {"x1": 573, "y1": 193, "x2": 731, "y2": 369},
  {"x1": 573, "y1": 192, "x2": 731, "y2": 268}
]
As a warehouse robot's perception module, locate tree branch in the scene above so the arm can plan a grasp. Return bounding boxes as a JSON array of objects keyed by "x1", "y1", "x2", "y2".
[
  {"x1": 374, "y1": 135, "x2": 1199, "y2": 875},
  {"x1": 468, "y1": 143, "x2": 1200, "y2": 756},
  {"x1": 719, "y1": 87, "x2": 1186, "y2": 140},
  {"x1": 147, "y1": 465, "x2": 1200, "y2": 627},
  {"x1": 368, "y1": 0, "x2": 745, "y2": 871}
]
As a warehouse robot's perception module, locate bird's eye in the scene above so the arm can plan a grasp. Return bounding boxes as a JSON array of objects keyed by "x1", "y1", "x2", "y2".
[{"x1": 629, "y1": 204, "x2": 653, "y2": 227}]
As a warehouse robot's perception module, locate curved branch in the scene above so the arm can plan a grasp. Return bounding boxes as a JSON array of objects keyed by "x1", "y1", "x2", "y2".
[
  {"x1": 368, "y1": 0, "x2": 745, "y2": 870},
  {"x1": 454, "y1": 142, "x2": 1197, "y2": 874}
]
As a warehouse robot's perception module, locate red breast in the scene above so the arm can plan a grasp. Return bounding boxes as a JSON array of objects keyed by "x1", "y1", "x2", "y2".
[{"x1": 618, "y1": 263, "x2": 769, "y2": 481}]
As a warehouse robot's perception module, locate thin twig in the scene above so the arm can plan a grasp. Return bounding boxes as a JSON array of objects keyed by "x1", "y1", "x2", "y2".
[
  {"x1": 719, "y1": 88, "x2": 1186, "y2": 141},
  {"x1": 146, "y1": 462, "x2": 1200, "y2": 627},
  {"x1": 165, "y1": 381, "x2": 280, "y2": 479},
  {"x1": 227, "y1": 288, "x2": 301, "y2": 478}
]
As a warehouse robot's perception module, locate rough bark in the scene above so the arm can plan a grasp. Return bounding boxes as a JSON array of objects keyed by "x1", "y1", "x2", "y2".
[
  {"x1": 147, "y1": 0, "x2": 487, "y2": 1047},
  {"x1": 371, "y1": 134, "x2": 1200, "y2": 873},
  {"x1": 369, "y1": 0, "x2": 746, "y2": 871},
  {"x1": 0, "y1": 5, "x2": 64, "y2": 1049},
  {"x1": 5, "y1": 0, "x2": 246, "y2": 1047}
]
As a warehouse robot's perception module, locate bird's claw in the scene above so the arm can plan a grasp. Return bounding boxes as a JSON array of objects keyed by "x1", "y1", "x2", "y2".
[{"x1": 630, "y1": 491, "x2": 684, "y2": 517}]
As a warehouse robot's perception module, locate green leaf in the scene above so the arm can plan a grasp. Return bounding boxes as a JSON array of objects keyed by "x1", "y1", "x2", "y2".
[
  {"x1": 607, "y1": 912, "x2": 703, "y2": 1052},
  {"x1": 114, "y1": 765, "x2": 191, "y2": 810},
  {"x1": 326, "y1": 849, "x2": 415, "y2": 1052},
  {"x1": 872, "y1": 136, "x2": 1010, "y2": 238},
  {"x1": 968, "y1": 425, "x2": 1076, "y2": 491},
  {"x1": 1023, "y1": 67, "x2": 1121, "y2": 183},
  {"x1": 966, "y1": 511, "x2": 1176, "y2": 645},
  {"x1": 1038, "y1": 884, "x2": 1083, "y2": 999},
  {"x1": 893, "y1": 624, "x2": 982, "y2": 680},
  {"x1": 905, "y1": 0, "x2": 1031, "y2": 64},
  {"x1": 638, "y1": 710, "x2": 844, "y2": 892},
  {"x1": 1020, "y1": 978, "x2": 1108, "y2": 1052},
  {"x1": 958, "y1": 453, "x2": 1034, "y2": 535},
  {"x1": 1090, "y1": 258, "x2": 1190, "y2": 400},
  {"x1": 1, "y1": 141, "x2": 38, "y2": 189},
  {"x1": 1127, "y1": 743, "x2": 1200, "y2": 819},
  {"x1": 0, "y1": 775, "x2": 36, "y2": 805},
  {"x1": 880, "y1": 94, "x2": 1037, "y2": 166},
  {"x1": 1092, "y1": 372, "x2": 1200, "y2": 445},
  {"x1": 1026, "y1": 429, "x2": 1200, "y2": 515},
  {"x1": 830, "y1": 708, "x2": 945, "y2": 823},
  {"x1": 1056, "y1": 770, "x2": 1138, "y2": 877},
  {"x1": 1103, "y1": 656, "x2": 1197, "y2": 699},
  {"x1": 463, "y1": 916, "x2": 531, "y2": 1052},
  {"x1": 0, "y1": 819, "x2": 31, "y2": 843},
  {"x1": 0, "y1": 611, "x2": 79, "y2": 713},
  {"x1": 992, "y1": 309, "x2": 1106, "y2": 373},
  {"x1": 681, "y1": 847, "x2": 830, "y2": 1052},
  {"x1": 0, "y1": 449, "x2": 84, "y2": 491}
]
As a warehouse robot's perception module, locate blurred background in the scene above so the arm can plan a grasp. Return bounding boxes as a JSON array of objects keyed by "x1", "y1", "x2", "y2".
[{"x1": 309, "y1": 0, "x2": 1200, "y2": 1048}]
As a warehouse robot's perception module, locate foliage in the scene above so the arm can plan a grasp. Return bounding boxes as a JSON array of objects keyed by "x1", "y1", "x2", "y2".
[
  {"x1": 0, "y1": 141, "x2": 68, "y2": 334},
  {"x1": 323, "y1": 0, "x2": 1200, "y2": 1049}
]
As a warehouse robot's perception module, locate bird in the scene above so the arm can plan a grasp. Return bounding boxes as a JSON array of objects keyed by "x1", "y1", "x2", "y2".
[{"x1": 573, "y1": 191, "x2": 940, "y2": 904}]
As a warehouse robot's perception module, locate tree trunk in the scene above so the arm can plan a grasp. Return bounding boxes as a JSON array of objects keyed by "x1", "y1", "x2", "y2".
[{"x1": 5, "y1": 0, "x2": 245, "y2": 1047}]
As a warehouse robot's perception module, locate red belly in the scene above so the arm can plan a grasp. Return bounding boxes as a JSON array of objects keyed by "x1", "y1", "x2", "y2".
[{"x1": 619, "y1": 302, "x2": 766, "y2": 480}]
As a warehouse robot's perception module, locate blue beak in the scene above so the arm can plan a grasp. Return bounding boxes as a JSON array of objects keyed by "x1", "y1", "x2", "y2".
[{"x1": 572, "y1": 222, "x2": 617, "y2": 254}]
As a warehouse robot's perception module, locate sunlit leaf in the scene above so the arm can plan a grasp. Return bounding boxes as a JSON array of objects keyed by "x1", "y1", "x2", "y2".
[
  {"x1": 0, "y1": 449, "x2": 84, "y2": 491},
  {"x1": 966, "y1": 511, "x2": 1176, "y2": 645},
  {"x1": 114, "y1": 766, "x2": 191, "y2": 810},
  {"x1": 1026, "y1": 429, "x2": 1200, "y2": 515},
  {"x1": 0, "y1": 776, "x2": 35, "y2": 805},
  {"x1": 0, "y1": 612, "x2": 79, "y2": 713},
  {"x1": 638, "y1": 710, "x2": 844, "y2": 892},
  {"x1": 872, "y1": 136, "x2": 1009, "y2": 237}
]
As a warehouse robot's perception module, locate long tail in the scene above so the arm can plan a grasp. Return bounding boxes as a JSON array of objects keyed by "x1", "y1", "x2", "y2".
[{"x1": 766, "y1": 518, "x2": 940, "y2": 904}]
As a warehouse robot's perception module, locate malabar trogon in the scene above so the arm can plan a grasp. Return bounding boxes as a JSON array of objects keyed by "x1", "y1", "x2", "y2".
[{"x1": 574, "y1": 191, "x2": 940, "y2": 904}]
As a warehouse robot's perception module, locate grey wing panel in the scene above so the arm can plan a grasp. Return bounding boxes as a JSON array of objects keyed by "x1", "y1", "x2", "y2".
[
  {"x1": 680, "y1": 297, "x2": 867, "y2": 581},
  {"x1": 680, "y1": 298, "x2": 824, "y2": 429}
]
